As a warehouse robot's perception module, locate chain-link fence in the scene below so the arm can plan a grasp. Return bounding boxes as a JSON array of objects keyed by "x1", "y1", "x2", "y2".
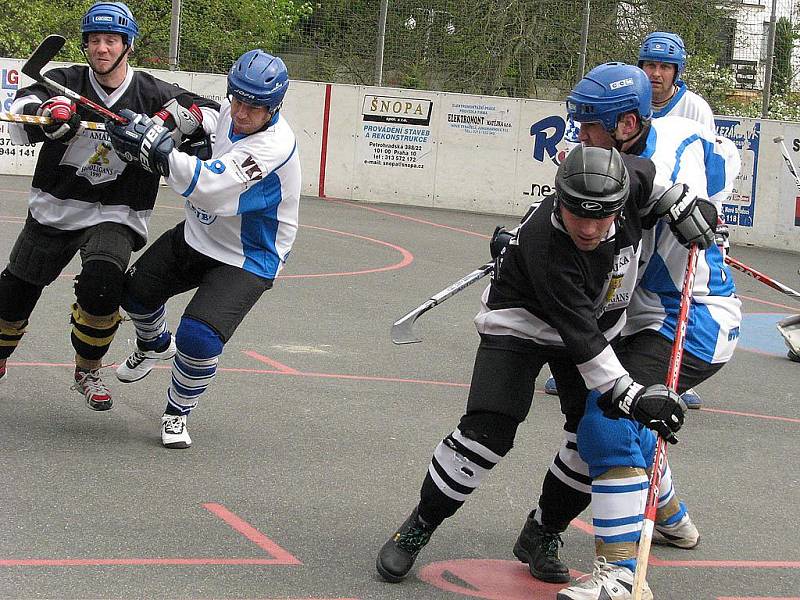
[{"x1": 180, "y1": 0, "x2": 794, "y2": 116}]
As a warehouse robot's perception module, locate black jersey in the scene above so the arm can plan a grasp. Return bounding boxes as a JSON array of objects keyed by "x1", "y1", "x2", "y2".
[
  {"x1": 10, "y1": 65, "x2": 219, "y2": 249},
  {"x1": 474, "y1": 154, "x2": 657, "y2": 393}
]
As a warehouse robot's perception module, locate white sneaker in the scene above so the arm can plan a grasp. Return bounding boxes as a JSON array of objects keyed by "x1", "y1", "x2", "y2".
[
  {"x1": 556, "y1": 557, "x2": 652, "y2": 600},
  {"x1": 72, "y1": 368, "x2": 113, "y2": 411},
  {"x1": 161, "y1": 414, "x2": 191, "y2": 449},
  {"x1": 116, "y1": 337, "x2": 177, "y2": 383},
  {"x1": 654, "y1": 512, "x2": 700, "y2": 549}
]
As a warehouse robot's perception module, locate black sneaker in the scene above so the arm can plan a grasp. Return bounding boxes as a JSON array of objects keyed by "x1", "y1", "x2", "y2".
[
  {"x1": 376, "y1": 507, "x2": 435, "y2": 582},
  {"x1": 513, "y1": 511, "x2": 570, "y2": 583}
]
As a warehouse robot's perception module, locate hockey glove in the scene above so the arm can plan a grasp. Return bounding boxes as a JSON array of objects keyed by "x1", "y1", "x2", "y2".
[
  {"x1": 105, "y1": 109, "x2": 174, "y2": 177},
  {"x1": 714, "y1": 218, "x2": 730, "y2": 251},
  {"x1": 153, "y1": 94, "x2": 204, "y2": 140},
  {"x1": 653, "y1": 183, "x2": 717, "y2": 249},
  {"x1": 37, "y1": 96, "x2": 83, "y2": 142},
  {"x1": 599, "y1": 375, "x2": 687, "y2": 444}
]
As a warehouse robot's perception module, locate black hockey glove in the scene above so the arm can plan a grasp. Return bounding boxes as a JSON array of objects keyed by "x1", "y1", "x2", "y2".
[
  {"x1": 106, "y1": 109, "x2": 174, "y2": 177},
  {"x1": 489, "y1": 226, "x2": 515, "y2": 281},
  {"x1": 599, "y1": 375, "x2": 687, "y2": 444},
  {"x1": 714, "y1": 219, "x2": 730, "y2": 251},
  {"x1": 652, "y1": 183, "x2": 717, "y2": 249},
  {"x1": 37, "y1": 96, "x2": 83, "y2": 143},
  {"x1": 178, "y1": 129, "x2": 215, "y2": 161}
]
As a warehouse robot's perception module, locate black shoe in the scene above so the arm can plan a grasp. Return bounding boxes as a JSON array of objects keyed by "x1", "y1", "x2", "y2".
[
  {"x1": 376, "y1": 507, "x2": 435, "y2": 582},
  {"x1": 512, "y1": 511, "x2": 570, "y2": 583}
]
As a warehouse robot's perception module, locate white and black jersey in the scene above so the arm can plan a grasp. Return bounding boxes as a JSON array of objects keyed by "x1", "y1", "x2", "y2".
[
  {"x1": 474, "y1": 155, "x2": 658, "y2": 393},
  {"x1": 9, "y1": 66, "x2": 219, "y2": 249}
]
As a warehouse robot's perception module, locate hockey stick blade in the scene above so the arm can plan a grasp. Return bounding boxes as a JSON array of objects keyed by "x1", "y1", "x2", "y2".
[
  {"x1": 22, "y1": 35, "x2": 127, "y2": 124},
  {"x1": 21, "y1": 35, "x2": 66, "y2": 82},
  {"x1": 391, "y1": 300, "x2": 435, "y2": 344},
  {"x1": 390, "y1": 262, "x2": 494, "y2": 345}
]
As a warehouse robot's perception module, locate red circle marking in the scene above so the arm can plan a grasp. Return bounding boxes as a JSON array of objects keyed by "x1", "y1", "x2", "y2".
[
  {"x1": 418, "y1": 559, "x2": 580, "y2": 600},
  {"x1": 279, "y1": 225, "x2": 414, "y2": 279}
]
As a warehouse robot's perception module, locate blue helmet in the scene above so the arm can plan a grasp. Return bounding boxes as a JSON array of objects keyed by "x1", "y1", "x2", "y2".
[
  {"x1": 638, "y1": 31, "x2": 687, "y2": 79},
  {"x1": 227, "y1": 50, "x2": 289, "y2": 112},
  {"x1": 566, "y1": 62, "x2": 652, "y2": 132},
  {"x1": 81, "y1": 2, "x2": 139, "y2": 47}
]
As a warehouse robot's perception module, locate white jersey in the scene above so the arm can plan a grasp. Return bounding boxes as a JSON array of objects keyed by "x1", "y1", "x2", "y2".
[
  {"x1": 623, "y1": 115, "x2": 742, "y2": 363},
  {"x1": 166, "y1": 100, "x2": 301, "y2": 279},
  {"x1": 652, "y1": 81, "x2": 715, "y2": 131}
]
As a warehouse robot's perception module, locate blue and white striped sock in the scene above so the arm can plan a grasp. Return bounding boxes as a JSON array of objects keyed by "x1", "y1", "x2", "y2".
[{"x1": 164, "y1": 349, "x2": 219, "y2": 415}]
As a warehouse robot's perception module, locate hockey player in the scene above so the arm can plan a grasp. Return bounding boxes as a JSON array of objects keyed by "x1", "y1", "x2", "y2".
[
  {"x1": 0, "y1": 2, "x2": 216, "y2": 408},
  {"x1": 375, "y1": 144, "x2": 718, "y2": 586},
  {"x1": 638, "y1": 31, "x2": 714, "y2": 130},
  {"x1": 104, "y1": 49, "x2": 300, "y2": 449},
  {"x1": 547, "y1": 31, "x2": 717, "y2": 407},
  {"x1": 515, "y1": 63, "x2": 740, "y2": 600}
]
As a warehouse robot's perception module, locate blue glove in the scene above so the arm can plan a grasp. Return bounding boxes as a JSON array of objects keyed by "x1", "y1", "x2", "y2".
[{"x1": 105, "y1": 109, "x2": 174, "y2": 177}]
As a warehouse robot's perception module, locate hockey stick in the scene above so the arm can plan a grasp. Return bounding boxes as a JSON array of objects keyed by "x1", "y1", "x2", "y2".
[
  {"x1": 774, "y1": 135, "x2": 800, "y2": 193},
  {"x1": 391, "y1": 261, "x2": 494, "y2": 344},
  {"x1": 21, "y1": 35, "x2": 127, "y2": 124},
  {"x1": 0, "y1": 112, "x2": 106, "y2": 130},
  {"x1": 632, "y1": 243, "x2": 699, "y2": 600},
  {"x1": 724, "y1": 255, "x2": 800, "y2": 301}
]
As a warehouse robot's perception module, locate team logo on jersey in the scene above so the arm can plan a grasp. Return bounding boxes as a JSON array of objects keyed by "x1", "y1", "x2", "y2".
[
  {"x1": 61, "y1": 133, "x2": 126, "y2": 184},
  {"x1": 240, "y1": 155, "x2": 263, "y2": 181},
  {"x1": 187, "y1": 200, "x2": 217, "y2": 225}
]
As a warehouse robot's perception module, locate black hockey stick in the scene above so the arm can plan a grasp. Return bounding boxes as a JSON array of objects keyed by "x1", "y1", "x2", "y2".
[
  {"x1": 21, "y1": 35, "x2": 127, "y2": 124},
  {"x1": 391, "y1": 262, "x2": 494, "y2": 344}
]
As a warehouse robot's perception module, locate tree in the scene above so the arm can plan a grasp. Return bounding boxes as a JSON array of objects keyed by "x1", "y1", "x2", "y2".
[{"x1": 772, "y1": 16, "x2": 795, "y2": 97}]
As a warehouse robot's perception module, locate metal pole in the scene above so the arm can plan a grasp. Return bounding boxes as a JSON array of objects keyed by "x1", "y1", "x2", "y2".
[
  {"x1": 169, "y1": 0, "x2": 182, "y2": 71},
  {"x1": 375, "y1": 0, "x2": 389, "y2": 86},
  {"x1": 762, "y1": 0, "x2": 778, "y2": 117},
  {"x1": 578, "y1": 0, "x2": 591, "y2": 81}
]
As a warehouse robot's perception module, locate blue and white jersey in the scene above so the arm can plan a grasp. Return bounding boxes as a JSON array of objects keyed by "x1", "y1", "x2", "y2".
[
  {"x1": 166, "y1": 100, "x2": 301, "y2": 279},
  {"x1": 623, "y1": 115, "x2": 742, "y2": 363},
  {"x1": 652, "y1": 81, "x2": 715, "y2": 131}
]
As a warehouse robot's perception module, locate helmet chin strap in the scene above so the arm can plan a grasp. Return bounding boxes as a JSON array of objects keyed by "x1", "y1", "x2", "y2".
[
  {"x1": 82, "y1": 45, "x2": 131, "y2": 78},
  {"x1": 612, "y1": 120, "x2": 644, "y2": 151}
]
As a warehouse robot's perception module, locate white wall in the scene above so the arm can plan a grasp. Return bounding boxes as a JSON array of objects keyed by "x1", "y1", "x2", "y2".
[{"x1": 2, "y1": 58, "x2": 800, "y2": 251}]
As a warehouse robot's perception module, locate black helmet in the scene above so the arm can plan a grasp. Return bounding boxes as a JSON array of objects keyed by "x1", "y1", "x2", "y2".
[{"x1": 555, "y1": 146, "x2": 630, "y2": 218}]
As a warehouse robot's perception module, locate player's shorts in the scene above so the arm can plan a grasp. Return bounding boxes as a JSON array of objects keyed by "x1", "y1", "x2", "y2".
[
  {"x1": 7, "y1": 215, "x2": 137, "y2": 287},
  {"x1": 123, "y1": 222, "x2": 273, "y2": 342}
]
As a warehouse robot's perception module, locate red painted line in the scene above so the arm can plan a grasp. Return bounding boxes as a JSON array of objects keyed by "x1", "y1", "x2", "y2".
[
  {"x1": 202, "y1": 503, "x2": 301, "y2": 565},
  {"x1": 698, "y1": 406, "x2": 800, "y2": 424},
  {"x1": 243, "y1": 351, "x2": 301, "y2": 374},
  {"x1": 0, "y1": 558, "x2": 293, "y2": 566},
  {"x1": 739, "y1": 294, "x2": 800, "y2": 312},
  {"x1": 279, "y1": 225, "x2": 414, "y2": 278},
  {"x1": 318, "y1": 83, "x2": 332, "y2": 198},
  {"x1": 322, "y1": 196, "x2": 491, "y2": 239}
]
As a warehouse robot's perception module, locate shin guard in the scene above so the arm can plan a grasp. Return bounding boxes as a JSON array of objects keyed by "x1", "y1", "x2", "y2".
[{"x1": 70, "y1": 303, "x2": 122, "y2": 362}]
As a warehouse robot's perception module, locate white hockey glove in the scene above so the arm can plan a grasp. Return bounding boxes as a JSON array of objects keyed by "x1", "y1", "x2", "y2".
[
  {"x1": 37, "y1": 96, "x2": 83, "y2": 142},
  {"x1": 598, "y1": 375, "x2": 687, "y2": 444},
  {"x1": 105, "y1": 109, "x2": 174, "y2": 177},
  {"x1": 153, "y1": 94, "x2": 204, "y2": 141},
  {"x1": 653, "y1": 183, "x2": 717, "y2": 249}
]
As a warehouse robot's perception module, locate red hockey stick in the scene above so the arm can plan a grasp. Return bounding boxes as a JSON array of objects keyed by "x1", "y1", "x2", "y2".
[
  {"x1": 632, "y1": 243, "x2": 699, "y2": 600},
  {"x1": 21, "y1": 35, "x2": 127, "y2": 124}
]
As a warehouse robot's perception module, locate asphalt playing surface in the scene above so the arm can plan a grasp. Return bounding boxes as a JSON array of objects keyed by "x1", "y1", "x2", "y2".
[{"x1": 1, "y1": 174, "x2": 798, "y2": 599}]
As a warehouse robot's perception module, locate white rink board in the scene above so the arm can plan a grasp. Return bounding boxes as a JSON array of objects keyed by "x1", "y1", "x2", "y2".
[{"x1": 2, "y1": 57, "x2": 800, "y2": 251}]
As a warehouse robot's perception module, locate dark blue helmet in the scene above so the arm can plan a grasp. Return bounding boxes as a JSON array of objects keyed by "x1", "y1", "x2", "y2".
[
  {"x1": 556, "y1": 146, "x2": 630, "y2": 219},
  {"x1": 638, "y1": 31, "x2": 687, "y2": 80},
  {"x1": 227, "y1": 50, "x2": 289, "y2": 112},
  {"x1": 81, "y1": 2, "x2": 139, "y2": 47},
  {"x1": 566, "y1": 62, "x2": 652, "y2": 132}
]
